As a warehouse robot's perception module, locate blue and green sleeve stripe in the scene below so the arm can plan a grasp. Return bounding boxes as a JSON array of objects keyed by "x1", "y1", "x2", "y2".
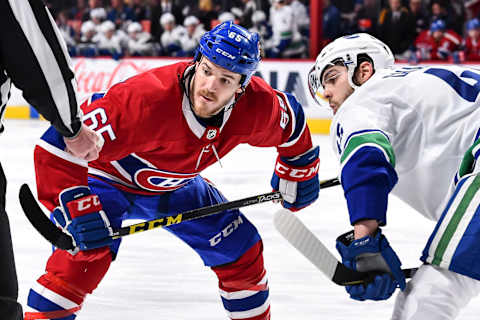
[{"x1": 340, "y1": 130, "x2": 398, "y2": 225}]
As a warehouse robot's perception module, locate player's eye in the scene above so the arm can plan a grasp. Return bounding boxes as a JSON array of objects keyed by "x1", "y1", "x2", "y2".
[
  {"x1": 221, "y1": 78, "x2": 231, "y2": 85},
  {"x1": 322, "y1": 72, "x2": 340, "y2": 87}
]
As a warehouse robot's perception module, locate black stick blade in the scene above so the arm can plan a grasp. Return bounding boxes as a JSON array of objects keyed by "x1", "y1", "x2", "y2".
[{"x1": 19, "y1": 184, "x2": 74, "y2": 250}]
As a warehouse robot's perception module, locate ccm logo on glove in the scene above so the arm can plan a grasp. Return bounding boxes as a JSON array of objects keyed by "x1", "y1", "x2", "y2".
[
  {"x1": 68, "y1": 195, "x2": 102, "y2": 214},
  {"x1": 274, "y1": 158, "x2": 320, "y2": 181}
]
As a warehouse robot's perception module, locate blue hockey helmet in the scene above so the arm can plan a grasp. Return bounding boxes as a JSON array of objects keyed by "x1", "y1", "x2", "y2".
[
  {"x1": 430, "y1": 20, "x2": 446, "y2": 32},
  {"x1": 467, "y1": 18, "x2": 480, "y2": 31},
  {"x1": 195, "y1": 21, "x2": 261, "y2": 88}
]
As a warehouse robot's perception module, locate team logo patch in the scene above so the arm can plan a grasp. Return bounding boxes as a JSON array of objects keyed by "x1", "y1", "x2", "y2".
[
  {"x1": 134, "y1": 169, "x2": 198, "y2": 192},
  {"x1": 206, "y1": 129, "x2": 217, "y2": 140}
]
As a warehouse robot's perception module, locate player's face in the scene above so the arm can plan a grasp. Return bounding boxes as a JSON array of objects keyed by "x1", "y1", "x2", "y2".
[
  {"x1": 321, "y1": 65, "x2": 354, "y2": 115},
  {"x1": 469, "y1": 29, "x2": 480, "y2": 39},
  {"x1": 191, "y1": 58, "x2": 243, "y2": 118},
  {"x1": 432, "y1": 30, "x2": 444, "y2": 41}
]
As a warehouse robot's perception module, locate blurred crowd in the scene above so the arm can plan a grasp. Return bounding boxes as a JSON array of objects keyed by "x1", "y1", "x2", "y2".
[
  {"x1": 46, "y1": 0, "x2": 310, "y2": 59},
  {"x1": 46, "y1": 0, "x2": 480, "y2": 62},
  {"x1": 324, "y1": 0, "x2": 480, "y2": 63}
]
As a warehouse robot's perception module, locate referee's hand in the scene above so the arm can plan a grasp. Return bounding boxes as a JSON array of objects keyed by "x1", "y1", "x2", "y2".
[{"x1": 64, "y1": 124, "x2": 104, "y2": 161}]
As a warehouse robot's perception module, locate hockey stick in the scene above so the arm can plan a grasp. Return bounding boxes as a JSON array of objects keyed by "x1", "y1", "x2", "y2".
[
  {"x1": 19, "y1": 177, "x2": 340, "y2": 250},
  {"x1": 273, "y1": 209, "x2": 417, "y2": 286}
]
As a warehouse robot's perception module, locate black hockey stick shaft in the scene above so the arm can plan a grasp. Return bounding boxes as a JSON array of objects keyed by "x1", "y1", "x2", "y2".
[
  {"x1": 333, "y1": 262, "x2": 417, "y2": 286},
  {"x1": 19, "y1": 177, "x2": 340, "y2": 250}
]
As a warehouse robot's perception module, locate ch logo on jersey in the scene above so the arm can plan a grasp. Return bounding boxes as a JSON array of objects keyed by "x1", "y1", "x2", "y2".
[{"x1": 134, "y1": 169, "x2": 198, "y2": 192}]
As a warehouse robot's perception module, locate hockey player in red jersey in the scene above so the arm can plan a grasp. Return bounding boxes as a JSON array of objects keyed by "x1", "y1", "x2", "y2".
[
  {"x1": 24, "y1": 21, "x2": 319, "y2": 320},
  {"x1": 464, "y1": 18, "x2": 480, "y2": 61},
  {"x1": 414, "y1": 19, "x2": 462, "y2": 61}
]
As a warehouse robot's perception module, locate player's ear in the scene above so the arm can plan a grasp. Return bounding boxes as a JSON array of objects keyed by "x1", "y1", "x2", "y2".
[{"x1": 355, "y1": 61, "x2": 374, "y2": 86}]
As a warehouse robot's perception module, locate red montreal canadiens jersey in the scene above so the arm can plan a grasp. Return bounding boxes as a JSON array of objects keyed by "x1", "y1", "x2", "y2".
[
  {"x1": 465, "y1": 36, "x2": 480, "y2": 61},
  {"x1": 34, "y1": 62, "x2": 313, "y2": 210},
  {"x1": 415, "y1": 30, "x2": 462, "y2": 60}
]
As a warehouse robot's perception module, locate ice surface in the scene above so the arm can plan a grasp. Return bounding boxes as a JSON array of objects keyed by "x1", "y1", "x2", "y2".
[{"x1": 1, "y1": 119, "x2": 479, "y2": 319}]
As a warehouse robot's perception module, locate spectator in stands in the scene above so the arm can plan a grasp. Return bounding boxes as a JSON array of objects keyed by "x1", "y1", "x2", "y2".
[
  {"x1": 331, "y1": 0, "x2": 364, "y2": 34},
  {"x1": 77, "y1": 20, "x2": 99, "y2": 57},
  {"x1": 286, "y1": 0, "x2": 309, "y2": 36},
  {"x1": 56, "y1": 10, "x2": 78, "y2": 56},
  {"x1": 70, "y1": 0, "x2": 88, "y2": 20},
  {"x1": 107, "y1": 0, "x2": 136, "y2": 27},
  {"x1": 179, "y1": 16, "x2": 205, "y2": 57},
  {"x1": 159, "y1": 12, "x2": 186, "y2": 56},
  {"x1": 97, "y1": 20, "x2": 124, "y2": 59},
  {"x1": 195, "y1": 0, "x2": 218, "y2": 30},
  {"x1": 230, "y1": 7, "x2": 244, "y2": 25},
  {"x1": 428, "y1": 0, "x2": 461, "y2": 35},
  {"x1": 83, "y1": 0, "x2": 104, "y2": 21},
  {"x1": 464, "y1": 18, "x2": 480, "y2": 61},
  {"x1": 465, "y1": 0, "x2": 480, "y2": 20},
  {"x1": 90, "y1": 7, "x2": 107, "y2": 32},
  {"x1": 267, "y1": 0, "x2": 306, "y2": 58},
  {"x1": 450, "y1": 0, "x2": 466, "y2": 32},
  {"x1": 377, "y1": 0, "x2": 415, "y2": 58},
  {"x1": 355, "y1": 0, "x2": 382, "y2": 35},
  {"x1": 239, "y1": 0, "x2": 257, "y2": 29},
  {"x1": 249, "y1": 10, "x2": 272, "y2": 46},
  {"x1": 357, "y1": 18, "x2": 374, "y2": 33},
  {"x1": 414, "y1": 19, "x2": 462, "y2": 62},
  {"x1": 323, "y1": 0, "x2": 341, "y2": 44},
  {"x1": 126, "y1": 21, "x2": 155, "y2": 56},
  {"x1": 217, "y1": 12, "x2": 236, "y2": 24},
  {"x1": 130, "y1": 0, "x2": 148, "y2": 21},
  {"x1": 148, "y1": 0, "x2": 184, "y2": 46},
  {"x1": 407, "y1": 0, "x2": 428, "y2": 37}
]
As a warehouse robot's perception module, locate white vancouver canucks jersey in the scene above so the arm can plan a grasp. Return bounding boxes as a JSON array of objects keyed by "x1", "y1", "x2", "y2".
[{"x1": 330, "y1": 65, "x2": 480, "y2": 221}]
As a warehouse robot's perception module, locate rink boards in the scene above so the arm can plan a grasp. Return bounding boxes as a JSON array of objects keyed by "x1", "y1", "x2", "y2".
[{"x1": 4, "y1": 58, "x2": 463, "y2": 134}]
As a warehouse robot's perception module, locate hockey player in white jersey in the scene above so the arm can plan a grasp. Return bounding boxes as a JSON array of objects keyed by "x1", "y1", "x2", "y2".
[
  {"x1": 267, "y1": 0, "x2": 306, "y2": 58},
  {"x1": 308, "y1": 33, "x2": 480, "y2": 319},
  {"x1": 159, "y1": 12, "x2": 186, "y2": 56}
]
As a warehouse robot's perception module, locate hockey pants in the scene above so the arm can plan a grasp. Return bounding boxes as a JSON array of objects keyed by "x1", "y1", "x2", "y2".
[{"x1": 25, "y1": 176, "x2": 270, "y2": 319}]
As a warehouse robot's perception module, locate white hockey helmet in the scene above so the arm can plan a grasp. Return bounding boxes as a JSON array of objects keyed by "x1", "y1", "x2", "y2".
[
  {"x1": 127, "y1": 22, "x2": 142, "y2": 34},
  {"x1": 308, "y1": 33, "x2": 394, "y2": 107},
  {"x1": 160, "y1": 12, "x2": 175, "y2": 26},
  {"x1": 100, "y1": 20, "x2": 116, "y2": 33},
  {"x1": 81, "y1": 20, "x2": 96, "y2": 34},
  {"x1": 218, "y1": 12, "x2": 235, "y2": 23},
  {"x1": 90, "y1": 7, "x2": 106, "y2": 20},
  {"x1": 251, "y1": 10, "x2": 266, "y2": 24},
  {"x1": 184, "y1": 15, "x2": 199, "y2": 27}
]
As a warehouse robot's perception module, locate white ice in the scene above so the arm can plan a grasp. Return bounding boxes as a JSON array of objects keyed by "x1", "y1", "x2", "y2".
[{"x1": 1, "y1": 119, "x2": 480, "y2": 319}]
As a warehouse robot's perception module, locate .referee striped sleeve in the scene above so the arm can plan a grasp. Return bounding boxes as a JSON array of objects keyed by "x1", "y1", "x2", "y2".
[{"x1": 0, "y1": 0, "x2": 81, "y2": 137}]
